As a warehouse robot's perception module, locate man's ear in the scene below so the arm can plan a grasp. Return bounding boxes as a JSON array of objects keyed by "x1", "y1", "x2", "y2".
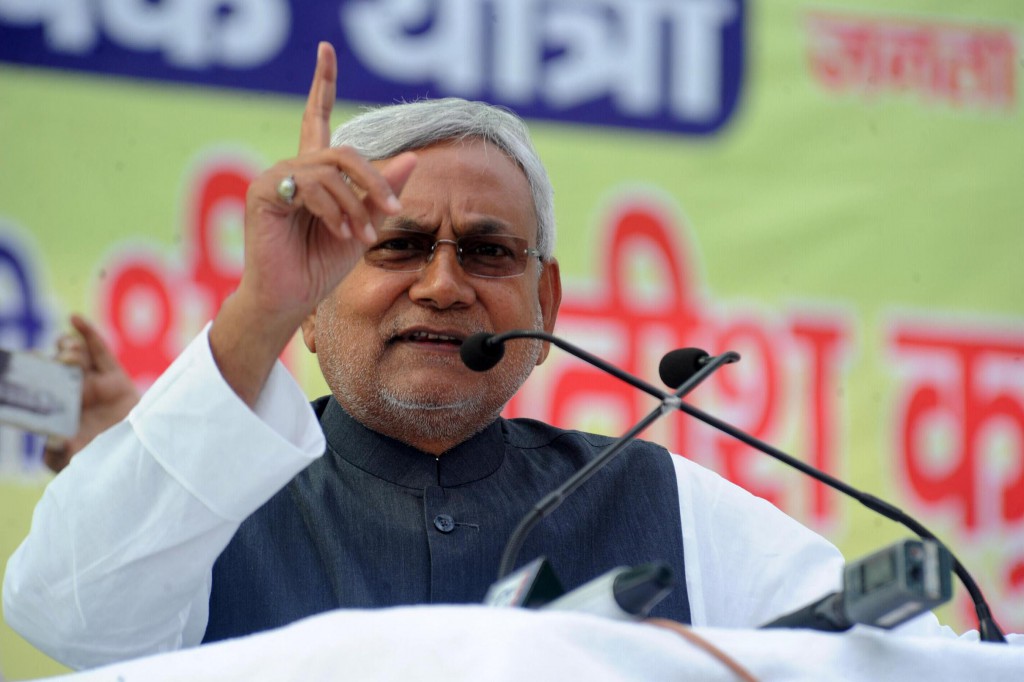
[
  {"x1": 301, "y1": 310, "x2": 318, "y2": 354},
  {"x1": 535, "y1": 257, "x2": 562, "y2": 365}
]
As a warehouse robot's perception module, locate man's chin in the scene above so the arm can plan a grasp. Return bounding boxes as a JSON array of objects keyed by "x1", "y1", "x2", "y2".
[{"x1": 381, "y1": 394, "x2": 478, "y2": 412}]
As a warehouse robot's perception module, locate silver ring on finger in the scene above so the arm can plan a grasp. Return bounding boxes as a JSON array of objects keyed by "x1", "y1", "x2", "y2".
[{"x1": 276, "y1": 175, "x2": 297, "y2": 205}]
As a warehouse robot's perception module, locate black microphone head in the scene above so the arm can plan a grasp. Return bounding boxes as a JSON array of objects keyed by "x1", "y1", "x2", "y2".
[
  {"x1": 659, "y1": 348, "x2": 710, "y2": 389},
  {"x1": 461, "y1": 332, "x2": 505, "y2": 372}
]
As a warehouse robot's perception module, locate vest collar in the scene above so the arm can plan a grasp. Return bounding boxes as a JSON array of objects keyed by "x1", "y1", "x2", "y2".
[{"x1": 320, "y1": 397, "x2": 506, "y2": 488}]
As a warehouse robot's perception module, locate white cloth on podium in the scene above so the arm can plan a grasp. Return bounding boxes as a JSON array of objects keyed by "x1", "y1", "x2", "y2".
[{"x1": 37, "y1": 605, "x2": 1024, "y2": 682}]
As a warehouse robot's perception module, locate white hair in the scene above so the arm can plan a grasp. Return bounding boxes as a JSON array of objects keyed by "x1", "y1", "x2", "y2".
[{"x1": 331, "y1": 98, "x2": 556, "y2": 258}]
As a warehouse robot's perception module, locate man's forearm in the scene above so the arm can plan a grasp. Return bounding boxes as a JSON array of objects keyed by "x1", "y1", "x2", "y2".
[{"x1": 2, "y1": 326, "x2": 324, "y2": 669}]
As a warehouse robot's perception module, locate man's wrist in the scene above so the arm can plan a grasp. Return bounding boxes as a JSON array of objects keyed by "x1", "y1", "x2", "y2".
[{"x1": 209, "y1": 291, "x2": 304, "y2": 407}]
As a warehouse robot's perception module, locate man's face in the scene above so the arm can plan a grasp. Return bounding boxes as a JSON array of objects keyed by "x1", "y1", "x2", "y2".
[{"x1": 302, "y1": 138, "x2": 561, "y2": 453}]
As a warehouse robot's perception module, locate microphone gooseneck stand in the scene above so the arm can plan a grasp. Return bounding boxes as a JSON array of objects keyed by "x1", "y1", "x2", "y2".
[{"x1": 462, "y1": 330, "x2": 1006, "y2": 642}]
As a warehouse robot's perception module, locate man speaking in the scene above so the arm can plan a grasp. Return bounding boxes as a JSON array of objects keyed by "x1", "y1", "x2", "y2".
[{"x1": 2, "y1": 43, "x2": 929, "y2": 670}]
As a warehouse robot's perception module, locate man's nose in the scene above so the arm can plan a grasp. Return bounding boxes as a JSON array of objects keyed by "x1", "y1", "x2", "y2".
[{"x1": 409, "y1": 241, "x2": 476, "y2": 309}]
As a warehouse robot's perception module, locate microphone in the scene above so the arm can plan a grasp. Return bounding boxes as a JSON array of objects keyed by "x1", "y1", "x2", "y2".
[
  {"x1": 541, "y1": 562, "x2": 675, "y2": 621},
  {"x1": 463, "y1": 330, "x2": 669, "y2": 398},
  {"x1": 483, "y1": 556, "x2": 565, "y2": 609},
  {"x1": 460, "y1": 332, "x2": 504, "y2": 371},
  {"x1": 462, "y1": 330, "x2": 720, "y2": 401},
  {"x1": 484, "y1": 556, "x2": 674, "y2": 623},
  {"x1": 659, "y1": 348, "x2": 741, "y2": 391},
  {"x1": 658, "y1": 348, "x2": 710, "y2": 389},
  {"x1": 656, "y1": 355, "x2": 1007, "y2": 642},
  {"x1": 762, "y1": 539, "x2": 953, "y2": 632}
]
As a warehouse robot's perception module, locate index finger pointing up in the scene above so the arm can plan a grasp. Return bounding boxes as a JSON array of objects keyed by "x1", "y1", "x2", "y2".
[{"x1": 299, "y1": 42, "x2": 338, "y2": 153}]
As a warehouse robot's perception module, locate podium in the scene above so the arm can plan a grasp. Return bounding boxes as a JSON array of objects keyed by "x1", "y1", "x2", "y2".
[{"x1": 42, "y1": 605, "x2": 1023, "y2": 681}]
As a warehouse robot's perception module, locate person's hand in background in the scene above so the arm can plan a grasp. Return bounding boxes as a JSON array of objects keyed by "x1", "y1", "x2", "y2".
[{"x1": 43, "y1": 314, "x2": 140, "y2": 472}]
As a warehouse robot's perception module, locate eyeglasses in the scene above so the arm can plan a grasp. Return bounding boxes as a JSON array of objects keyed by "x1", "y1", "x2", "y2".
[{"x1": 364, "y1": 228, "x2": 543, "y2": 279}]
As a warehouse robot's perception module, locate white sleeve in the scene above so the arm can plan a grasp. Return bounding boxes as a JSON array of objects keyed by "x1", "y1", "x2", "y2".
[
  {"x1": 1, "y1": 325, "x2": 325, "y2": 670},
  {"x1": 671, "y1": 453, "x2": 845, "y2": 628}
]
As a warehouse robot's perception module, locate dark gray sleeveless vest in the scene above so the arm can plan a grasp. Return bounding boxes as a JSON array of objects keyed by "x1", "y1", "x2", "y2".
[{"x1": 203, "y1": 397, "x2": 690, "y2": 642}]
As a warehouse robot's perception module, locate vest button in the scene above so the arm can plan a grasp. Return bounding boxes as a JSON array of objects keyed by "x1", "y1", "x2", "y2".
[{"x1": 433, "y1": 514, "x2": 456, "y2": 533}]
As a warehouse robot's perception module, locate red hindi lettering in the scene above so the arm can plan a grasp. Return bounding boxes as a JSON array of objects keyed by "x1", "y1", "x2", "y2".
[
  {"x1": 807, "y1": 15, "x2": 881, "y2": 92},
  {"x1": 513, "y1": 199, "x2": 702, "y2": 444},
  {"x1": 709, "y1": 317, "x2": 784, "y2": 509},
  {"x1": 187, "y1": 161, "x2": 254, "y2": 319},
  {"x1": 893, "y1": 327, "x2": 1024, "y2": 530},
  {"x1": 100, "y1": 257, "x2": 178, "y2": 387}
]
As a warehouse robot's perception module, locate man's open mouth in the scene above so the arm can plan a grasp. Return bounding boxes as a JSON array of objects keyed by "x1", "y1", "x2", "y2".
[{"x1": 395, "y1": 330, "x2": 465, "y2": 347}]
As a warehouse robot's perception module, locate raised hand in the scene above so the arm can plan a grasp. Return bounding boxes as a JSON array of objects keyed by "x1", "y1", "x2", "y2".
[
  {"x1": 43, "y1": 314, "x2": 140, "y2": 473},
  {"x1": 241, "y1": 42, "x2": 416, "y2": 323},
  {"x1": 209, "y1": 42, "x2": 417, "y2": 405}
]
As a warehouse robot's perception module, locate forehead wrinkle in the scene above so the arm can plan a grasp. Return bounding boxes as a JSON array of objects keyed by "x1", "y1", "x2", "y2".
[
  {"x1": 382, "y1": 216, "x2": 436, "y2": 234},
  {"x1": 385, "y1": 139, "x2": 535, "y2": 242},
  {"x1": 458, "y1": 218, "x2": 516, "y2": 237}
]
